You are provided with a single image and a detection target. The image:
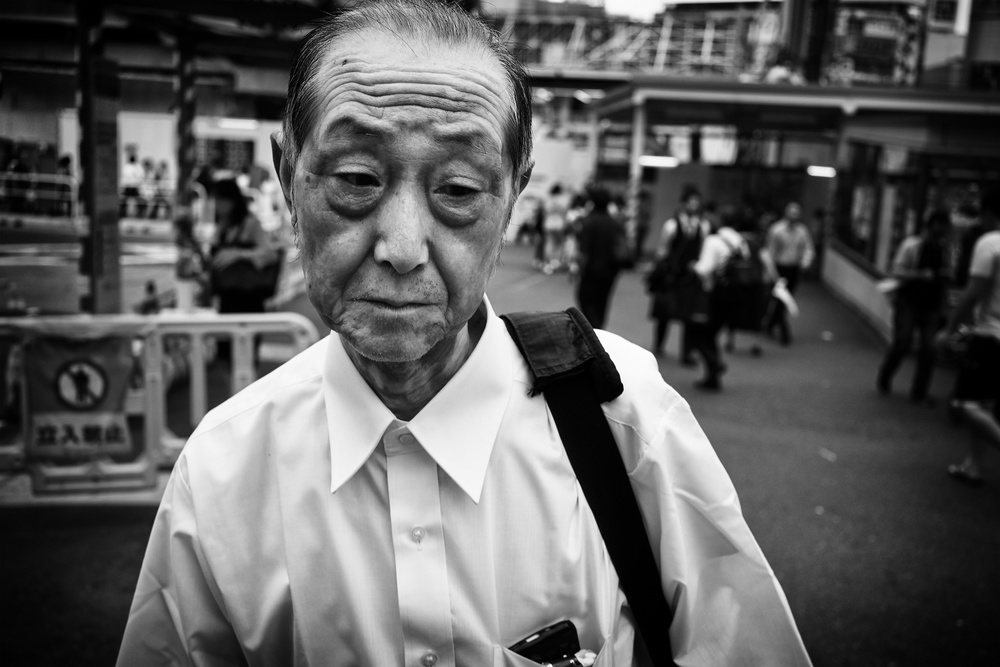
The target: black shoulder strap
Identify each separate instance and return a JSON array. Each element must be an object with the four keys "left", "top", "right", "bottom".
[{"left": 501, "top": 307, "right": 677, "bottom": 667}]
